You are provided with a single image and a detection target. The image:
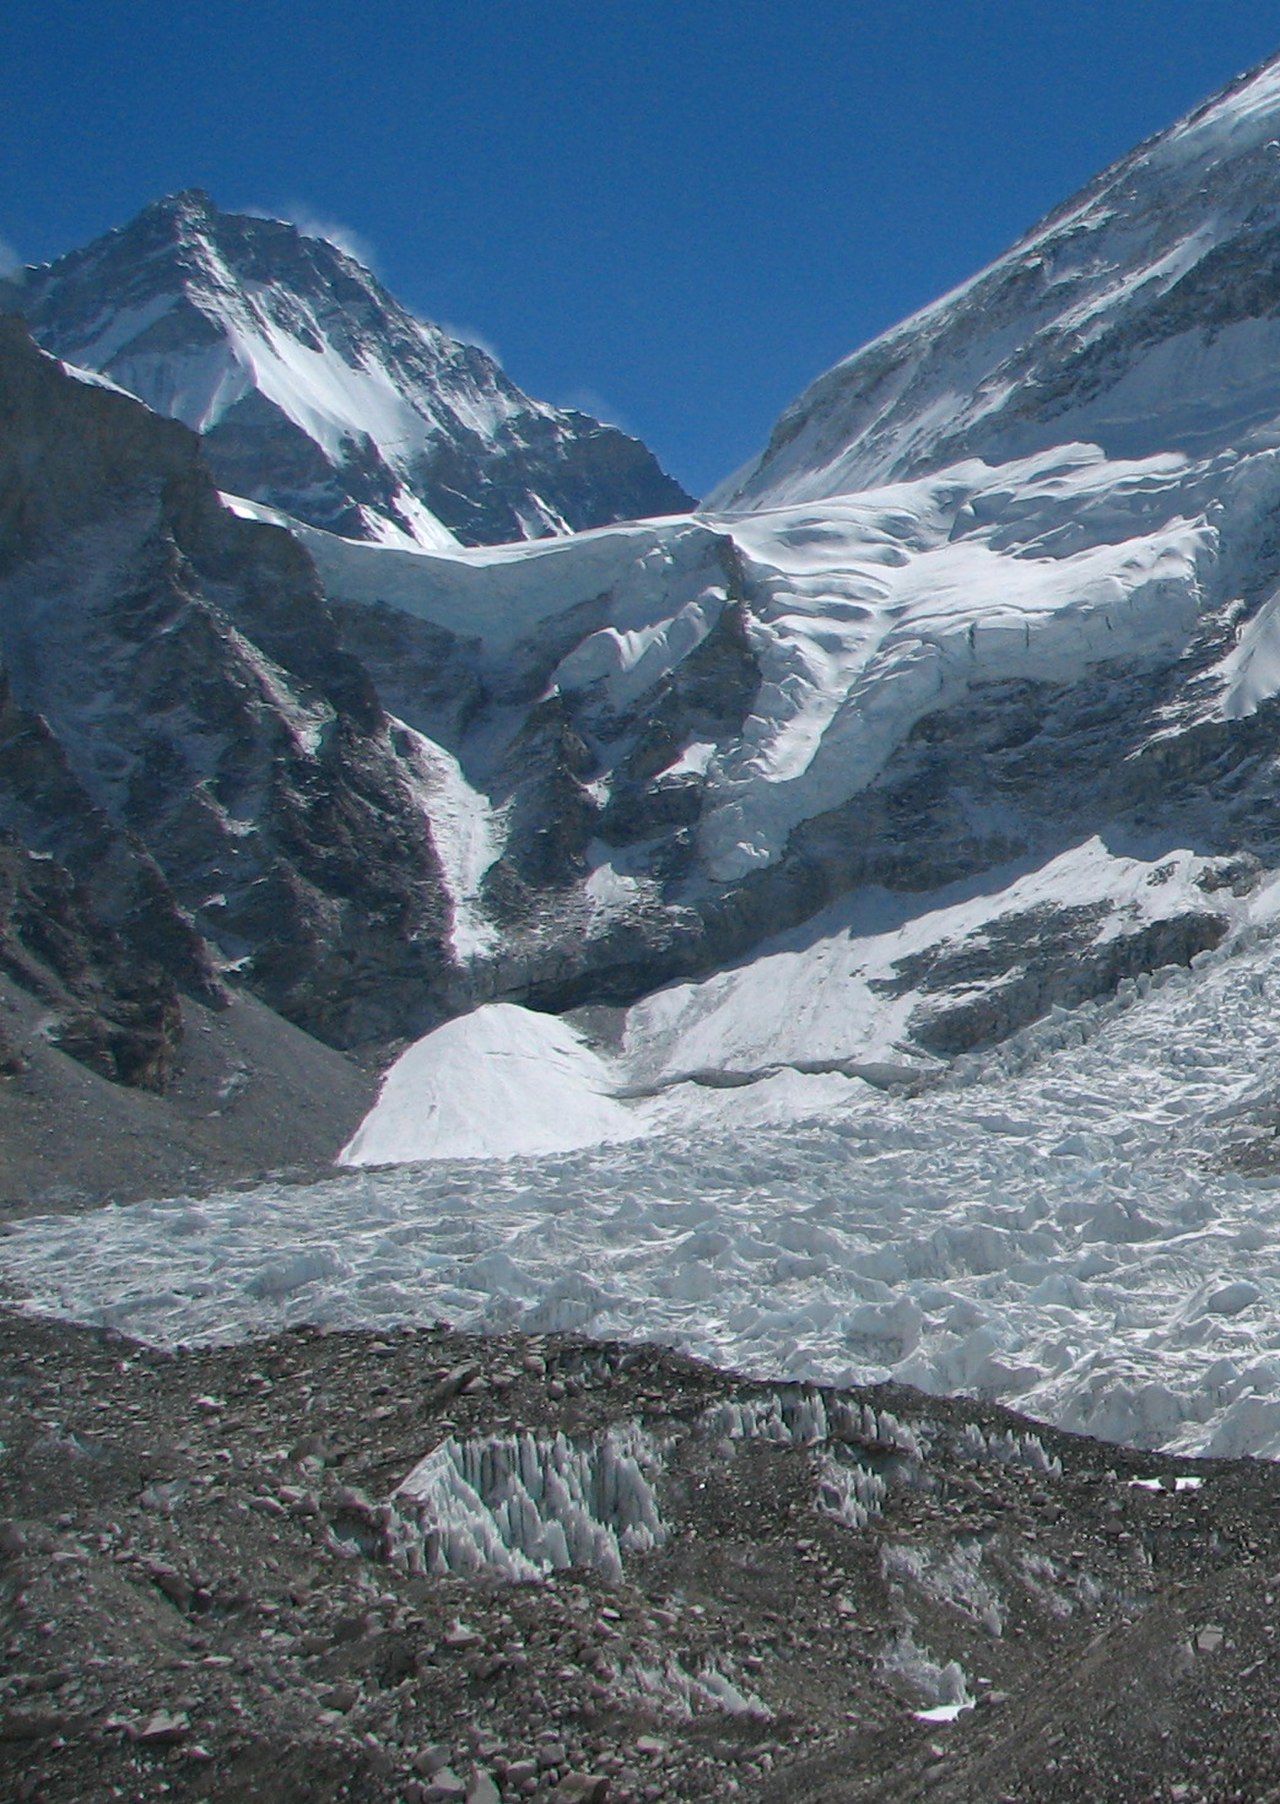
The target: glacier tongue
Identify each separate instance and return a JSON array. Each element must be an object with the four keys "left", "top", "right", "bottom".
[{"left": 10, "top": 877, "right": 1280, "bottom": 1458}]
